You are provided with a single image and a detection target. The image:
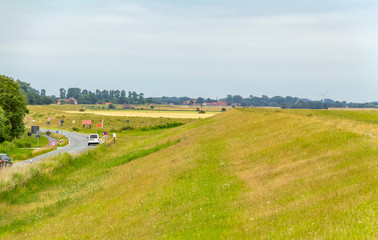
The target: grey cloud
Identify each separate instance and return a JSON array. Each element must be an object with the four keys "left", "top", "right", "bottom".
[{"left": 0, "top": 0, "right": 377, "bottom": 102}]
